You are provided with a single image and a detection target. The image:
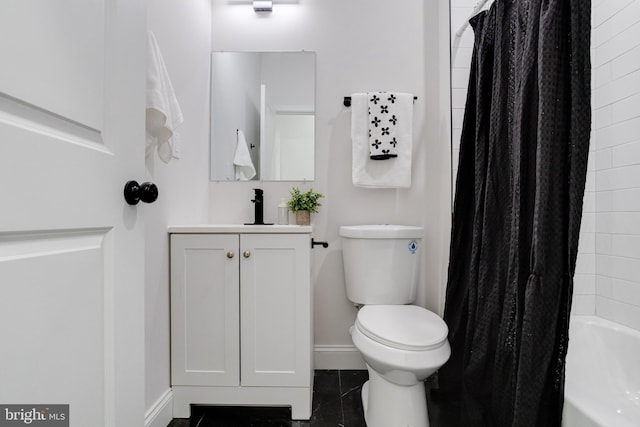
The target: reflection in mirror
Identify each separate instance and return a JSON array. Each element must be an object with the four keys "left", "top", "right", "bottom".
[{"left": 209, "top": 51, "right": 315, "bottom": 181}]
